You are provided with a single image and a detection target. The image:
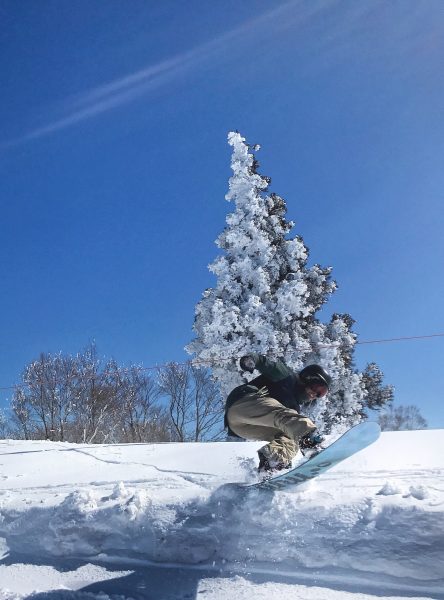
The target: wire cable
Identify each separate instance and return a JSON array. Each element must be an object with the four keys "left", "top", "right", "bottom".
[{"left": 0, "top": 332, "right": 443, "bottom": 393}]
